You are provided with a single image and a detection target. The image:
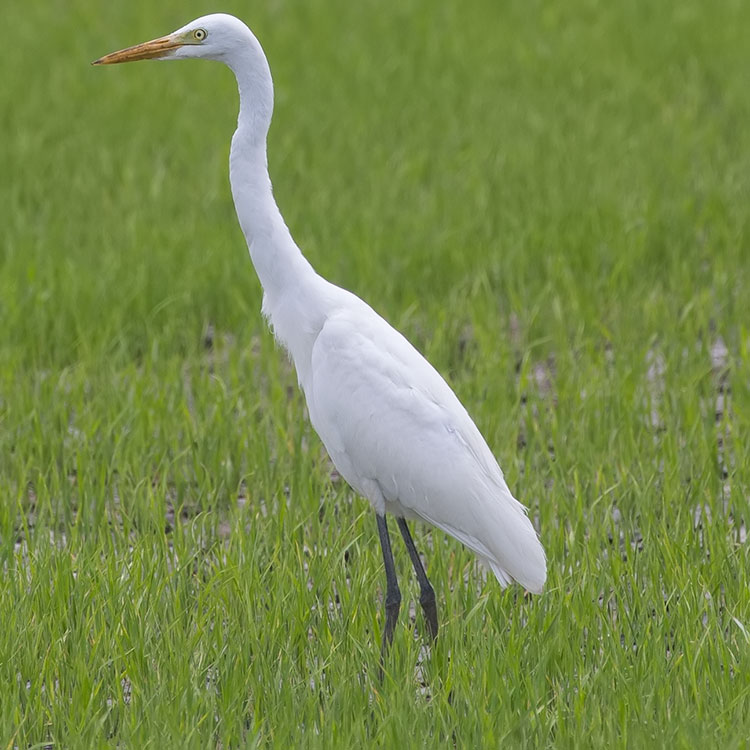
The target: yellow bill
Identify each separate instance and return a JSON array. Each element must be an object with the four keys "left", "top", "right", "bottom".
[{"left": 92, "top": 35, "right": 183, "bottom": 65}]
